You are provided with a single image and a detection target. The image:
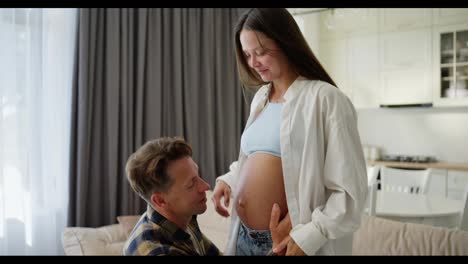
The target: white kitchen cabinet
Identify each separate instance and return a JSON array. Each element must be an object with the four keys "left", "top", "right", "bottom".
[
  {"left": 379, "top": 8, "right": 432, "bottom": 33},
  {"left": 319, "top": 35, "right": 380, "bottom": 109},
  {"left": 319, "top": 8, "right": 378, "bottom": 41},
  {"left": 316, "top": 8, "right": 468, "bottom": 108},
  {"left": 348, "top": 35, "right": 380, "bottom": 108},
  {"left": 379, "top": 28, "right": 433, "bottom": 106},
  {"left": 447, "top": 171, "right": 468, "bottom": 200},
  {"left": 319, "top": 9, "right": 346, "bottom": 40},
  {"left": 294, "top": 12, "right": 321, "bottom": 57},
  {"left": 427, "top": 169, "right": 447, "bottom": 197},
  {"left": 428, "top": 169, "right": 468, "bottom": 199},
  {"left": 319, "top": 39, "right": 351, "bottom": 98},
  {"left": 433, "top": 8, "right": 468, "bottom": 26},
  {"left": 432, "top": 23, "right": 468, "bottom": 107}
]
